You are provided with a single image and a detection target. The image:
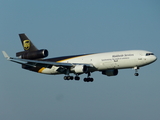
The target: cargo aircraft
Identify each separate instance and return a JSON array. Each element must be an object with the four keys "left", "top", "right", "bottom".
[{"left": 2, "top": 34, "right": 157, "bottom": 82}]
